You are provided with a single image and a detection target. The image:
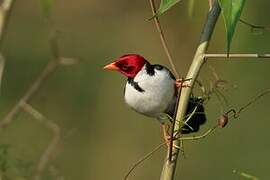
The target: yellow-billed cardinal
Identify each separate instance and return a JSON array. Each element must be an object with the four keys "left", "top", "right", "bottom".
[{"left": 104, "top": 54, "right": 206, "bottom": 135}]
